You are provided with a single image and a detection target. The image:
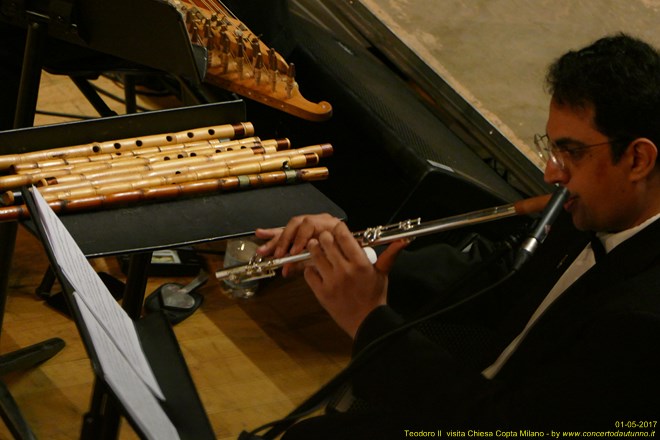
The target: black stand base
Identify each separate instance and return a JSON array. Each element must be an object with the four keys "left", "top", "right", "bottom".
[
  {"left": 0, "top": 338, "right": 66, "bottom": 440},
  {"left": 0, "top": 338, "right": 65, "bottom": 376},
  {"left": 143, "top": 283, "right": 204, "bottom": 325}
]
